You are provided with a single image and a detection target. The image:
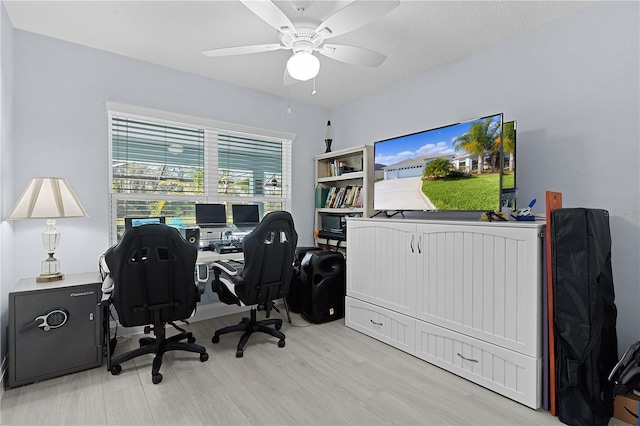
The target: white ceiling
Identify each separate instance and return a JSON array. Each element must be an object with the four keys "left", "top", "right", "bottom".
[{"left": 4, "top": 0, "right": 595, "bottom": 109}]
